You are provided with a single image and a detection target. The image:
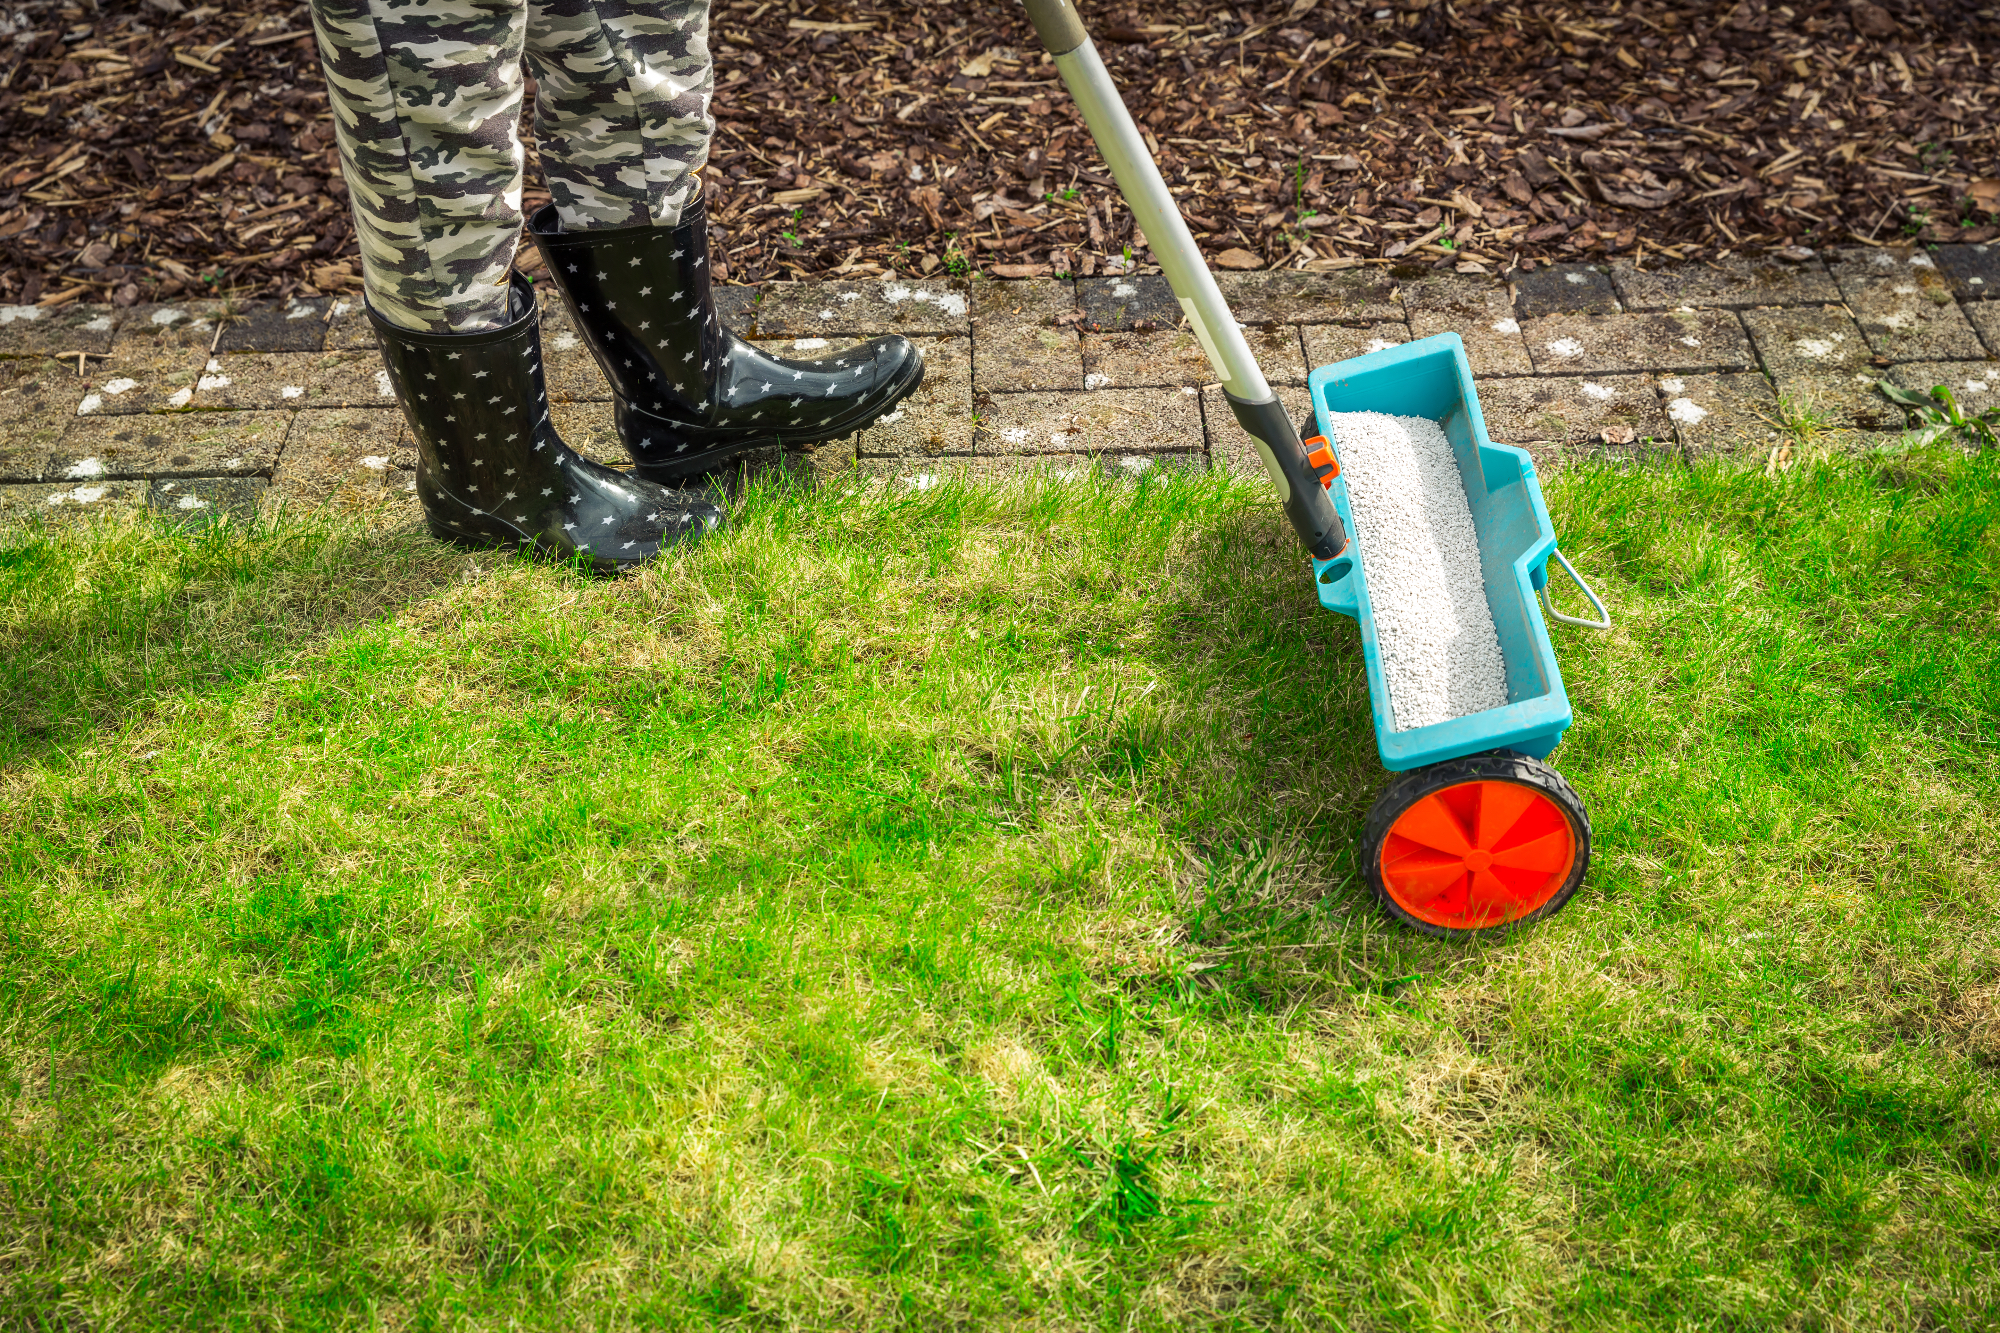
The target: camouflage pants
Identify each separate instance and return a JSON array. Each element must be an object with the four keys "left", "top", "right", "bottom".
[{"left": 309, "top": 0, "right": 713, "bottom": 333}]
